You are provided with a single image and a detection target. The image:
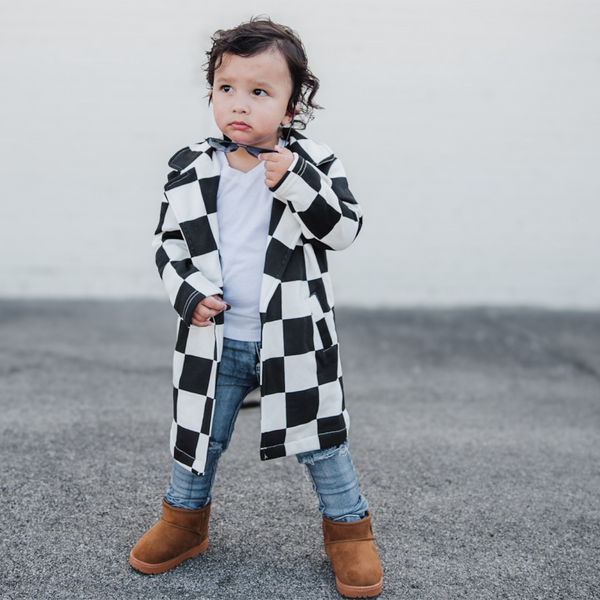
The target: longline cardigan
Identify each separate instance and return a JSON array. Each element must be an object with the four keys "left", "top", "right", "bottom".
[{"left": 152, "top": 130, "right": 363, "bottom": 475}]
